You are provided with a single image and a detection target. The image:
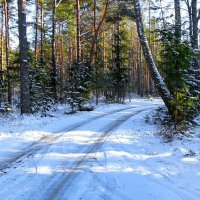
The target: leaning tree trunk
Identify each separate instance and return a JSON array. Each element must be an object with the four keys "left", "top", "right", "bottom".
[
  {"left": 133, "top": 0, "right": 174, "bottom": 114},
  {"left": 18, "top": 0, "right": 31, "bottom": 114}
]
